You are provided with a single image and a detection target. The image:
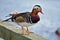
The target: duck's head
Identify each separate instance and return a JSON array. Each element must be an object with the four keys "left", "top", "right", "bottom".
[{"left": 32, "top": 5, "right": 43, "bottom": 14}]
